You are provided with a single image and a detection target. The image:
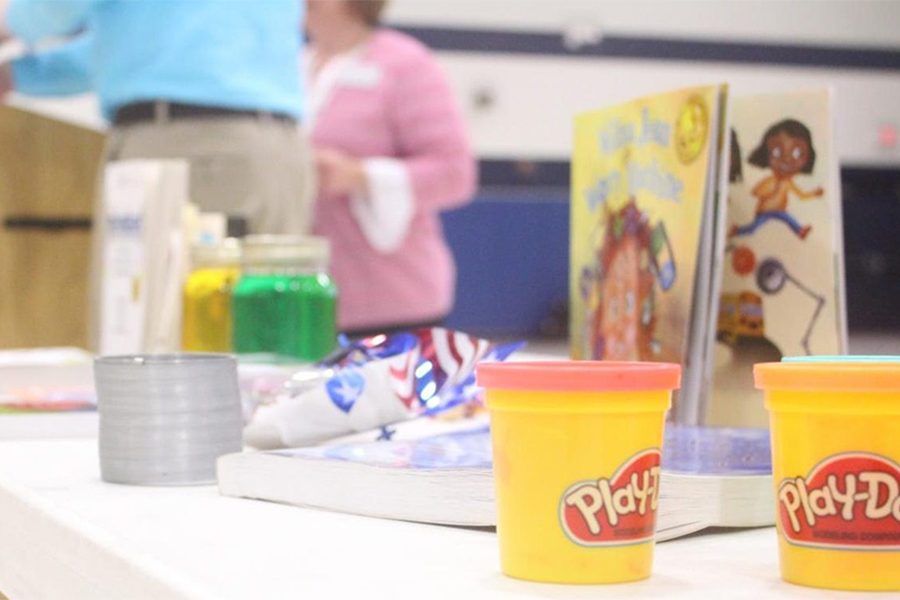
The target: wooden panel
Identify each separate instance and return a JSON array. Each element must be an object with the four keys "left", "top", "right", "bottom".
[
  {"left": 0, "top": 231, "right": 91, "bottom": 347},
  {"left": 0, "top": 105, "right": 105, "bottom": 349}
]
